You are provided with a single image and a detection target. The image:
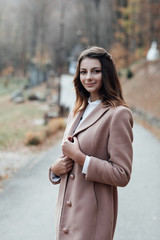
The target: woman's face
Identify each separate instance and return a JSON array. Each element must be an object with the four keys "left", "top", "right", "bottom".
[{"left": 80, "top": 58, "right": 102, "bottom": 101}]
